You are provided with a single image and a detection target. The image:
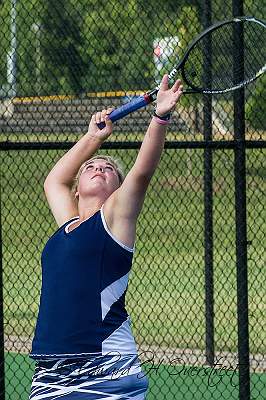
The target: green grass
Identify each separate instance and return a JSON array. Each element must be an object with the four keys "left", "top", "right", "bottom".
[
  {"left": 1, "top": 146, "right": 265, "bottom": 356},
  {"left": 5, "top": 352, "right": 266, "bottom": 400}
]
